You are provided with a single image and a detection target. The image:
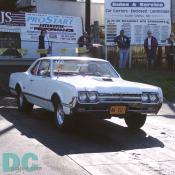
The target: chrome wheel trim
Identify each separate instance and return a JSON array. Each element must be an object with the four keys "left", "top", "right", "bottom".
[
  {"left": 19, "top": 93, "right": 23, "bottom": 107},
  {"left": 56, "top": 105, "right": 64, "bottom": 126}
]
